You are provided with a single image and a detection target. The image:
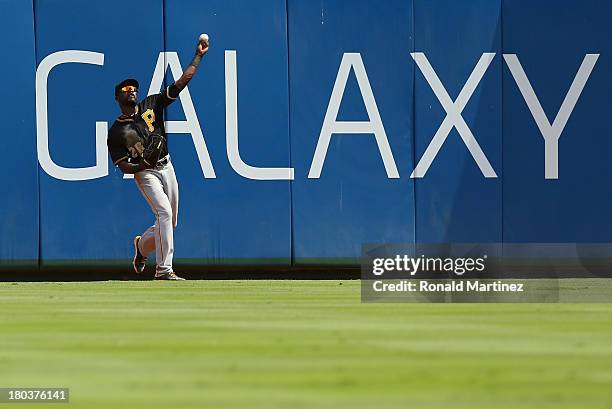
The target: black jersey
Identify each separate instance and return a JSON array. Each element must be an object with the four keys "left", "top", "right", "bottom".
[{"left": 107, "top": 84, "right": 180, "bottom": 166}]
